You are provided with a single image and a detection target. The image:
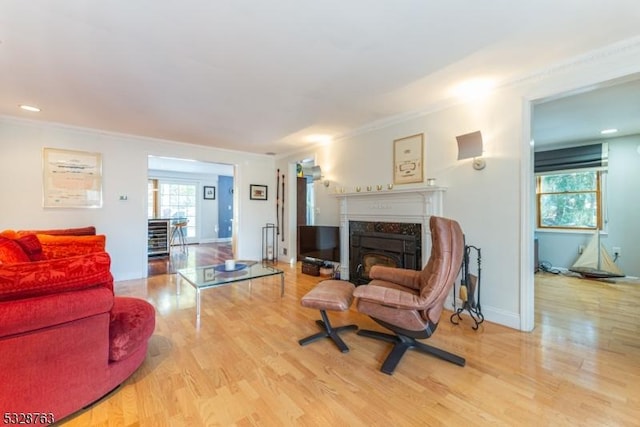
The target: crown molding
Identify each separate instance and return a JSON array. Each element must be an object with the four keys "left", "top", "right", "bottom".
[
  {"left": 328, "top": 36, "right": 640, "bottom": 144},
  {"left": 504, "top": 35, "right": 640, "bottom": 89}
]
